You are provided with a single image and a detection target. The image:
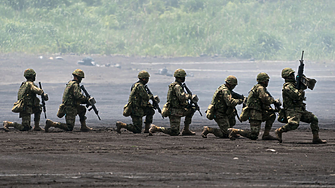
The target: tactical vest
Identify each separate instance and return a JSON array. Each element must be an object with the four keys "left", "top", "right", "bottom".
[
  {"left": 282, "top": 81, "right": 305, "bottom": 109},
  {"left": 17, "top": 81, "right": 36, "bottom": 106},
  {"left": 62, "top": 80, "right": 80, "bottom": 106},
  {"left": 211, "top": 84, "right": 229, "bottom": 113},
  {"left": 167, "top": 82, "right": 187, "bottom": 109},
  {"left": 129, "top": 82, "right": 149, "bottom": 107},
  {"left": 246, "top": 84, "right": 263, "bottom": 111}
]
